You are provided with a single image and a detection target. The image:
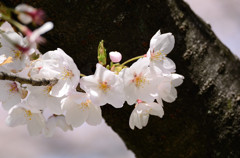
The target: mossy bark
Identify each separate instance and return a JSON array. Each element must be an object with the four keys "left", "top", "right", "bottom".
[{"left": 3, "top": 0, "right": 240, "bottom": 157}]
